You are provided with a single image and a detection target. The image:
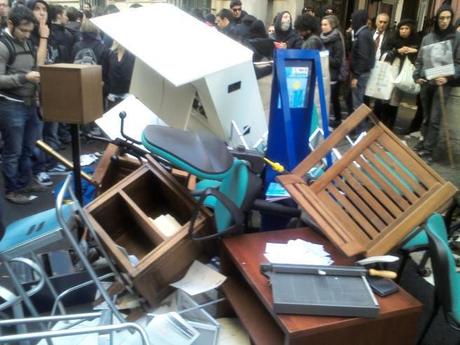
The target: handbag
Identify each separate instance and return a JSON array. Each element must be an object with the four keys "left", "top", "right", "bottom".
[
  {"left": 365, "top": 61, "right": 399, "bottom": 100},
  {"left": 393, "top": 58, "right": 421, "bottom": 95}
]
